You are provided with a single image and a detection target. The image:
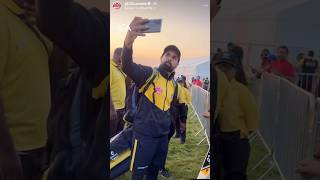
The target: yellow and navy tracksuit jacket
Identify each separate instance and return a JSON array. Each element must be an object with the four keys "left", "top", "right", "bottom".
[{"left": 122, "top": 47, "right": 177, "bottom": 137}]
